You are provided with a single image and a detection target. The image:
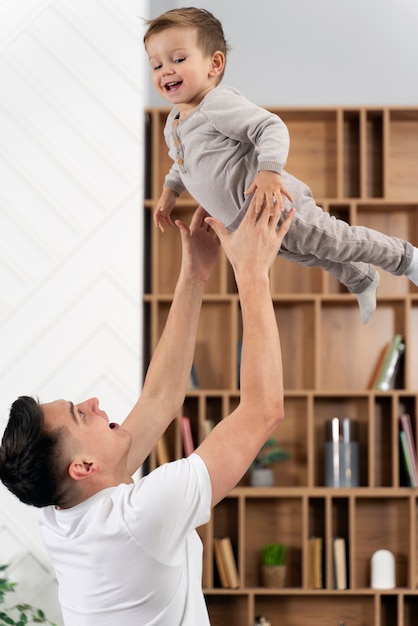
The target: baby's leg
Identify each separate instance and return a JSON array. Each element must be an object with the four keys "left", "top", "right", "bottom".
[
  {"left": 279, "top": 170, "right": 414, "bottom": 289},
  {"left": 277, "top": 170, "right": 417, "bottom": 323}
]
